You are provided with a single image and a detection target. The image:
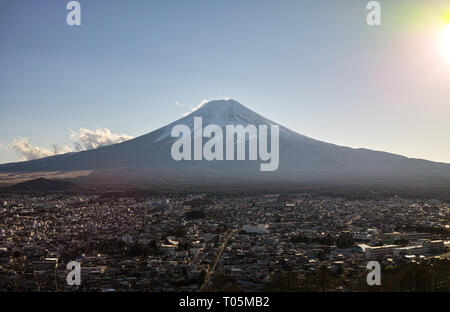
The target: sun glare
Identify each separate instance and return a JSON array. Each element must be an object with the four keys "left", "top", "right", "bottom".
[{"left": 442, "top": 24, "right": 450, "bottom": 62}]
